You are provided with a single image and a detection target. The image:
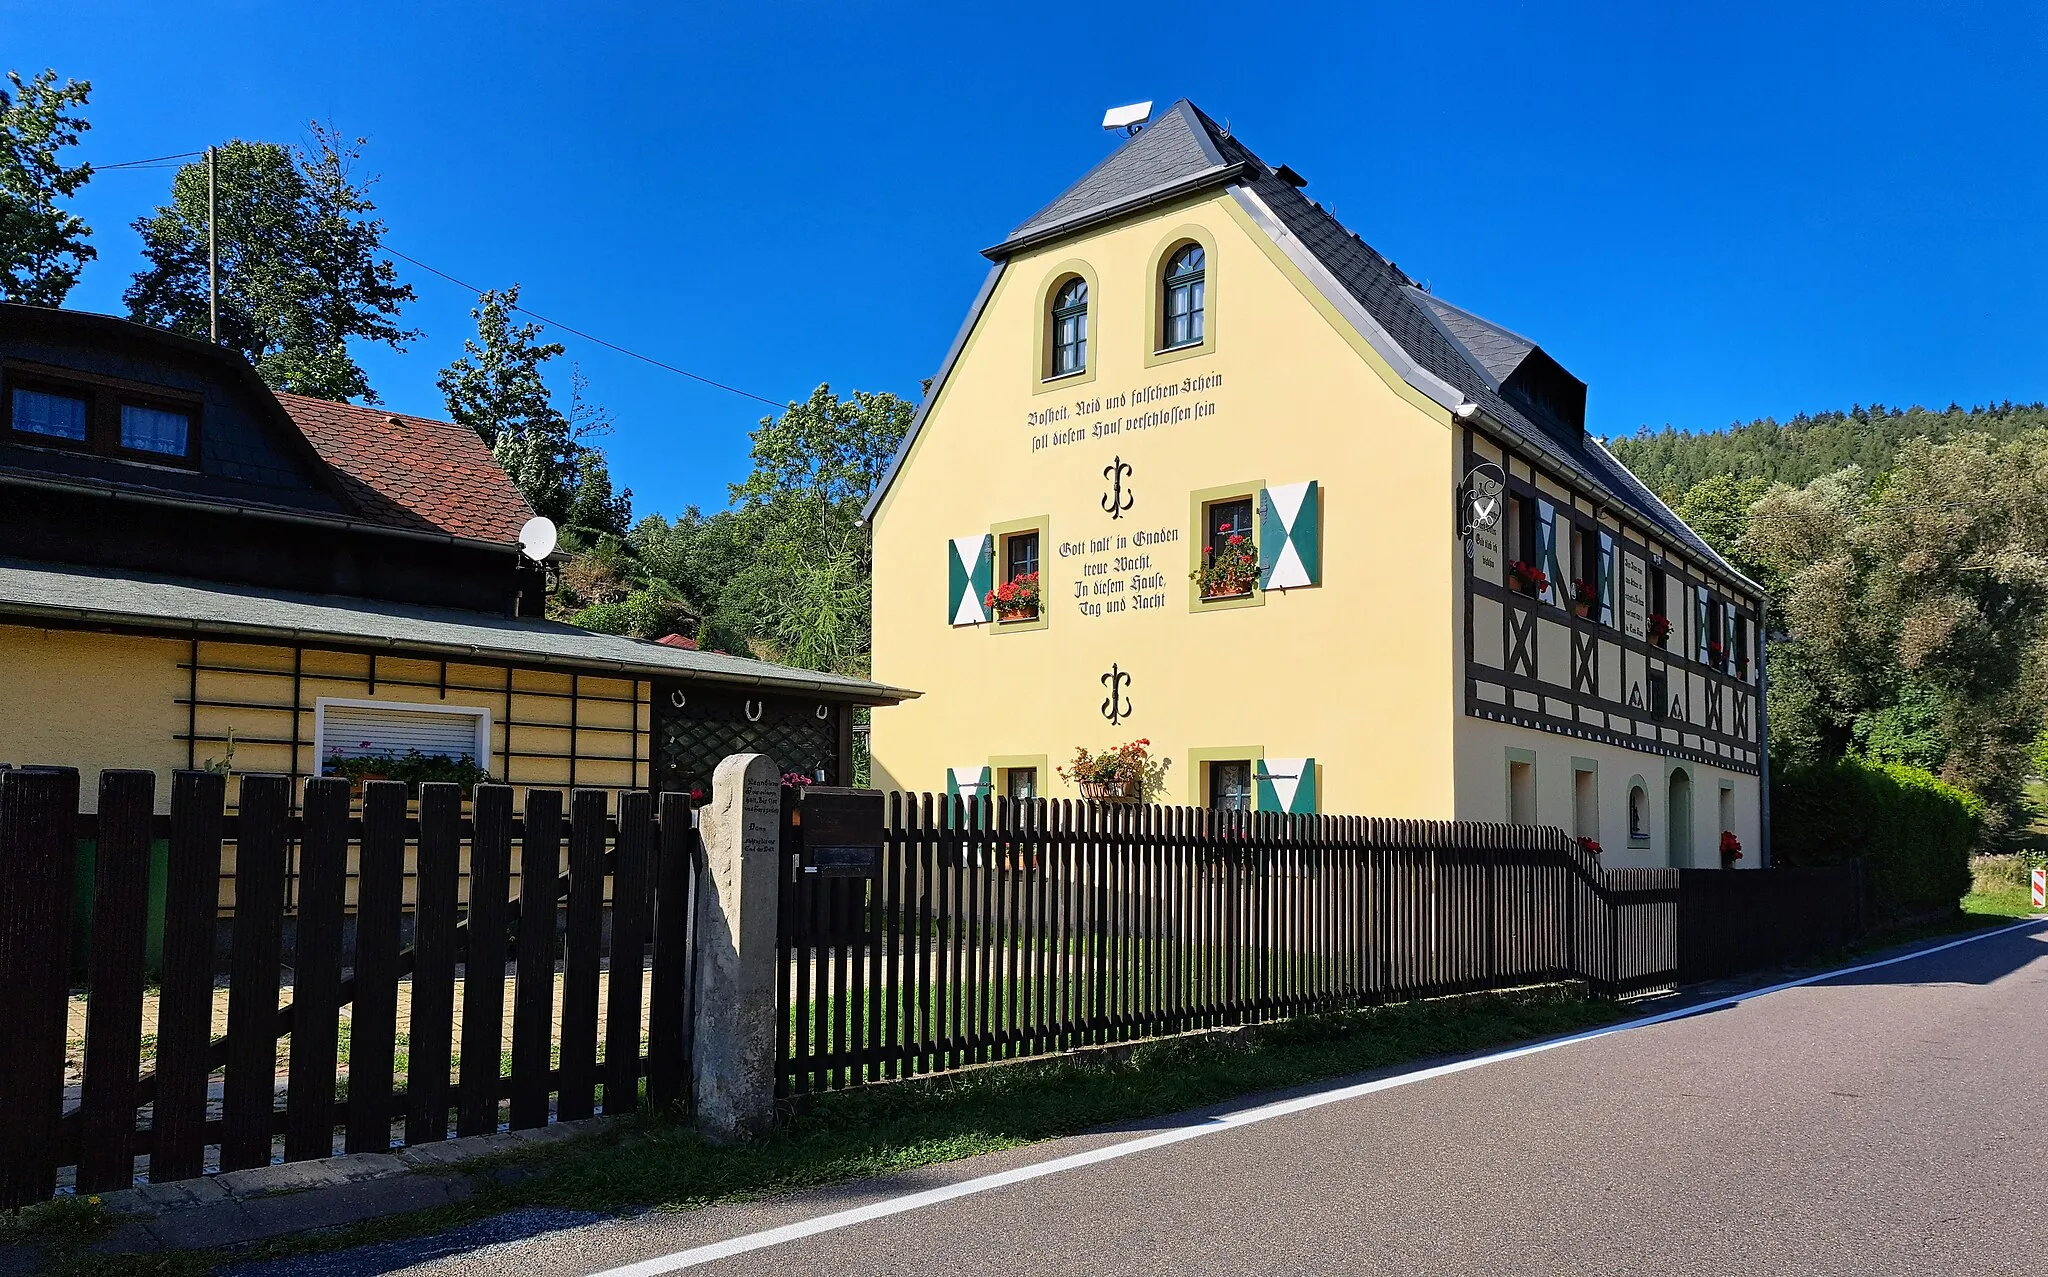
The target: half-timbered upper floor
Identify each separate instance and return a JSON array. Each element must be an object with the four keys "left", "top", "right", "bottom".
[{"left": 1462, "top": 419, "right": 1763, "bottom": 776}]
